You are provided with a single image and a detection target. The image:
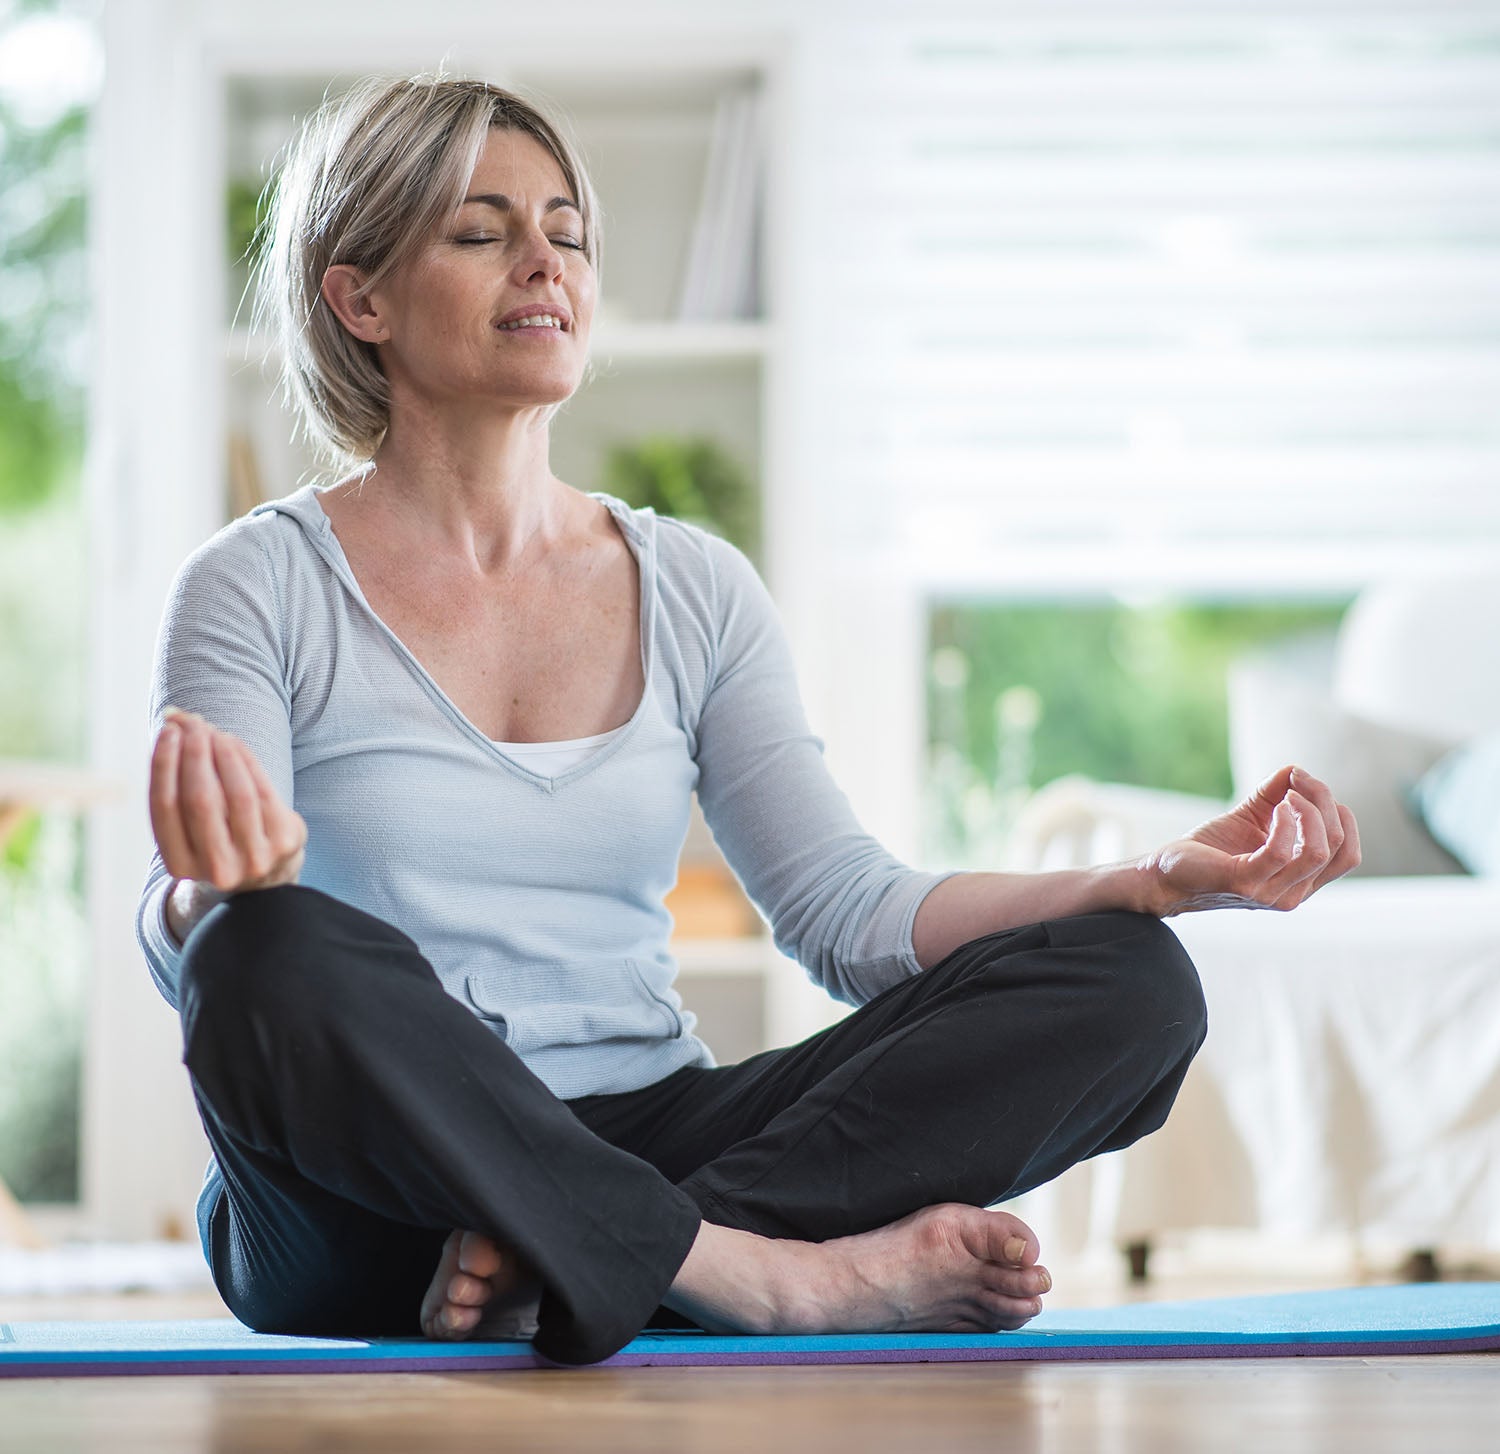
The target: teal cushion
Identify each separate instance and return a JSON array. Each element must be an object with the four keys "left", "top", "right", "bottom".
[{"left": 1411, "top": 733, "right": 1500, "bottom": 875}]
